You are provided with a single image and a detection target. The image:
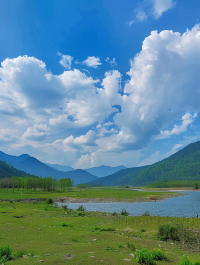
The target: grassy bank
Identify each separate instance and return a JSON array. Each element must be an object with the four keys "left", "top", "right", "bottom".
[
  {"left": 0, "top": 187, "right": 182, "bottom": 202},
  {"left": 0, "top": 199, "right": 200, "bottom": 264}
]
